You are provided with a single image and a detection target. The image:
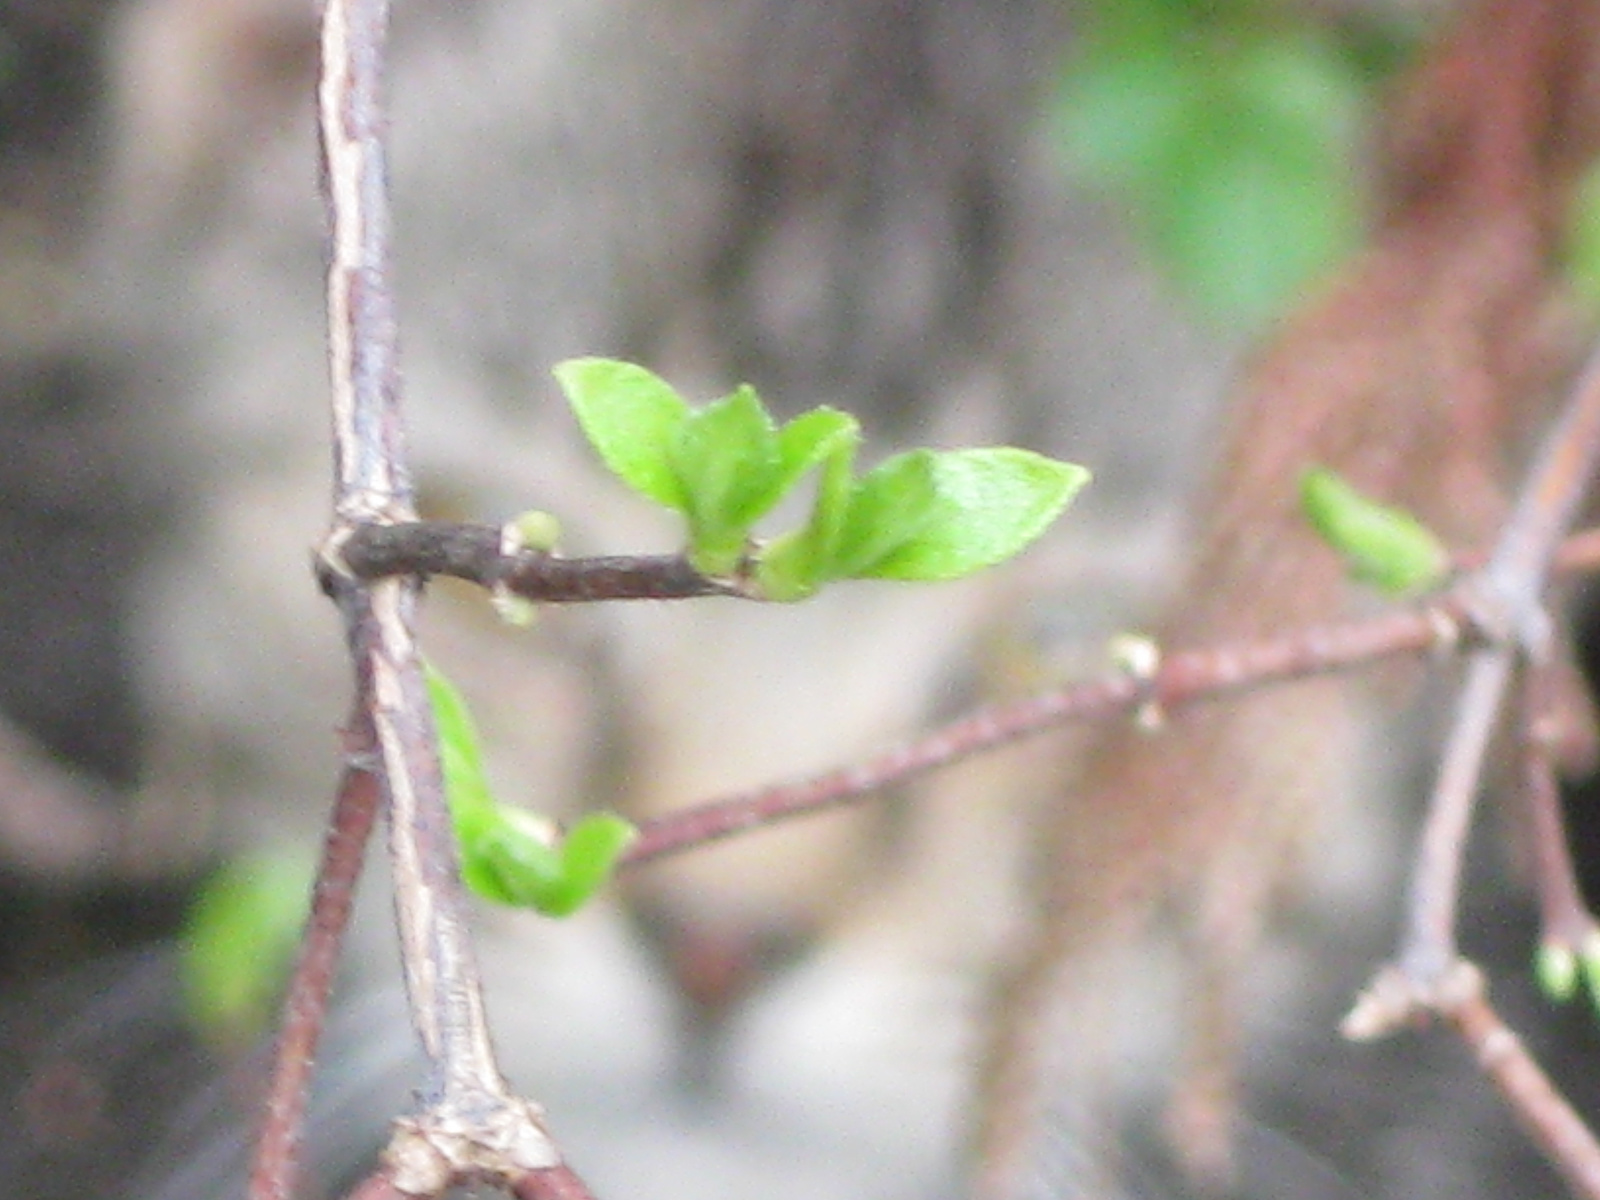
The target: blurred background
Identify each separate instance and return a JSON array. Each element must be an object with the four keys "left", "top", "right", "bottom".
[{"left": 0, "top": 1, "right": 1598, "bottom": 1198}]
